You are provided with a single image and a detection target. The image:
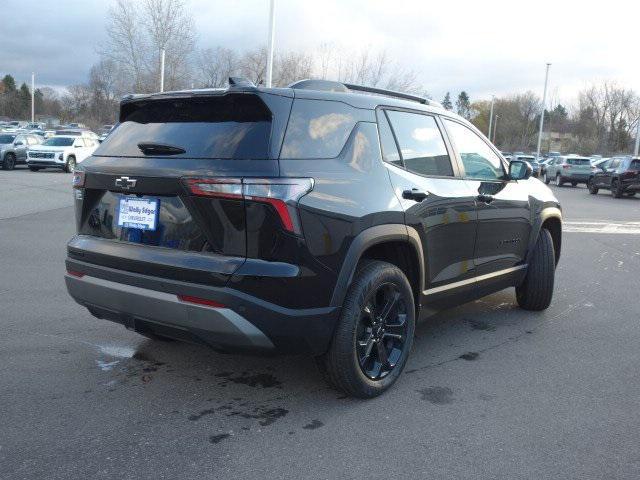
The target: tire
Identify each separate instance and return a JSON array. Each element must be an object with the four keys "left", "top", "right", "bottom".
[
  {"left": 571, "top": 181, "right": 577, "bottom": 187},
  {"left": 516, "top": 228, "right": 555, "bottom": 311},
  {"left": 555, "top": 174, "right": 563, "bottom": 187},
  {"left": 316, "top": 260, "right": 415, "bottom": 398},
  {"left": 28, "top": 166, "right": 41, "bottom": 172},
  {"left": 626, "top": 192, "right": 637, "bottom": 197},
  {"left": 587, "top": 177, "right": 599, "bottom": 194},
  {"left": 543, "top": 172, "right": 550, "bottom": 184},
  {"left": 2, "top": 153, "right": 16, "bottom": 170},
  {"left": 64, "top": 156, "right": 76, "bottom": 173},
  {"left": 611, "top": 179, "right": 624, "bottom": 198}
]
